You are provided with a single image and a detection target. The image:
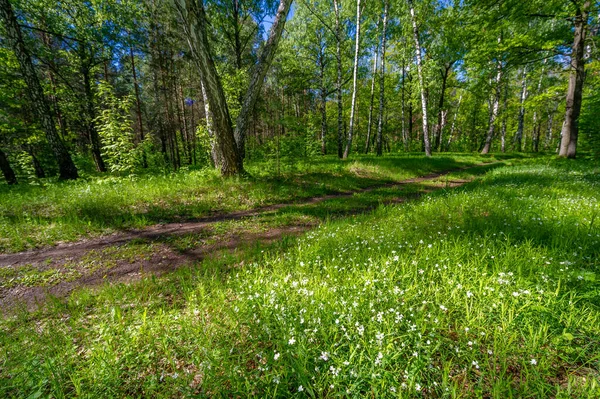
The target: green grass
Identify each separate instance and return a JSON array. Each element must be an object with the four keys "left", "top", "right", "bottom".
[
  {"left": 0, "top": 153, "right": 502, "bottom": 253},
  {"left": 1, "top": 156, "right": 598, "bottom": 398}
]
